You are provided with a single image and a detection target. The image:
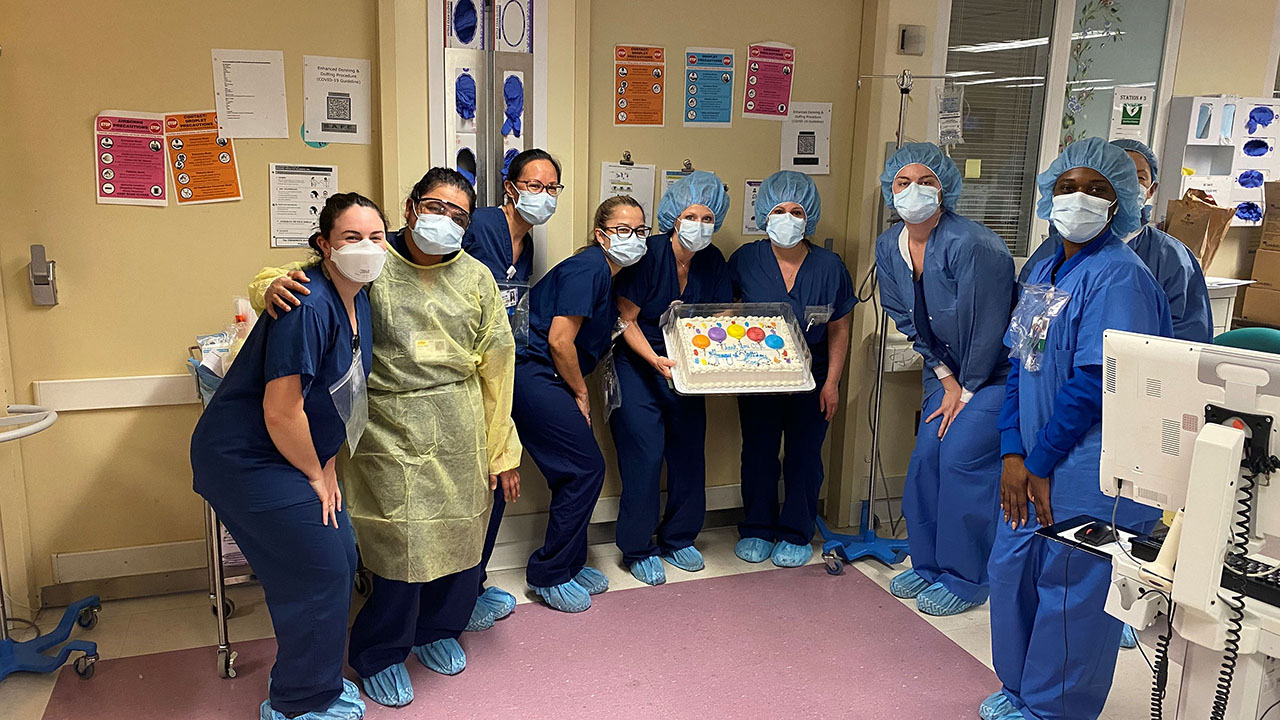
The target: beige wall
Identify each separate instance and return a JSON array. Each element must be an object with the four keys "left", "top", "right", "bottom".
[{"left": 0, "top": 0, "right": 381, "bottom": 597}]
